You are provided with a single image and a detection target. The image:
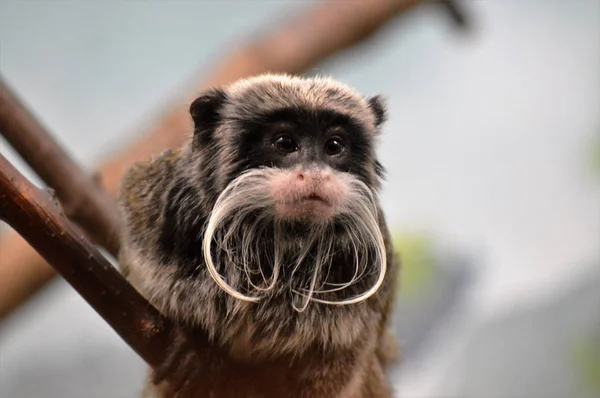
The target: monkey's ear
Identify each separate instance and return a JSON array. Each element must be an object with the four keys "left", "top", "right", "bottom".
[
  {"left": 367, "top": 95, "right": 387, "bottom": 128},
  {"left": 190, "top": 89, "right": 227, "bottom": 144}
]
